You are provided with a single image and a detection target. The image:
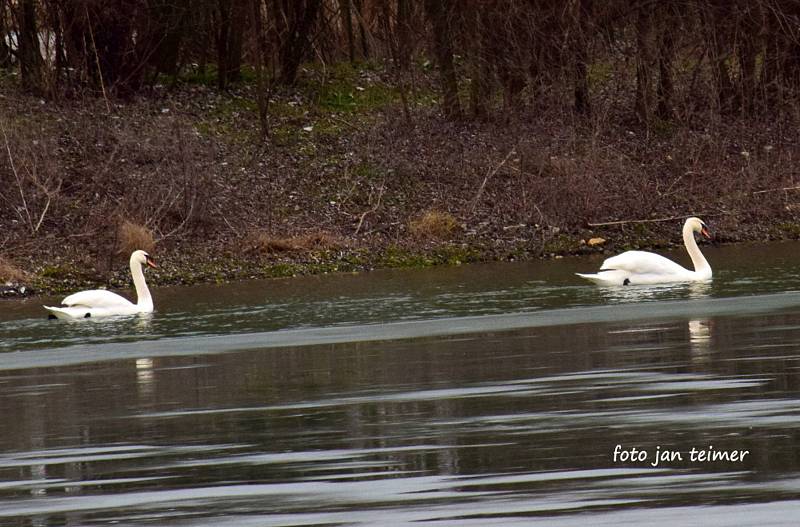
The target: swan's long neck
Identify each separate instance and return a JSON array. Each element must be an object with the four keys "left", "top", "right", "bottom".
[
  {"left": 130, "top": 256, "right": 153, "bottom": 311},
  {"left": 683, "top": 223, "right": 711, "bottom": 278}
]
